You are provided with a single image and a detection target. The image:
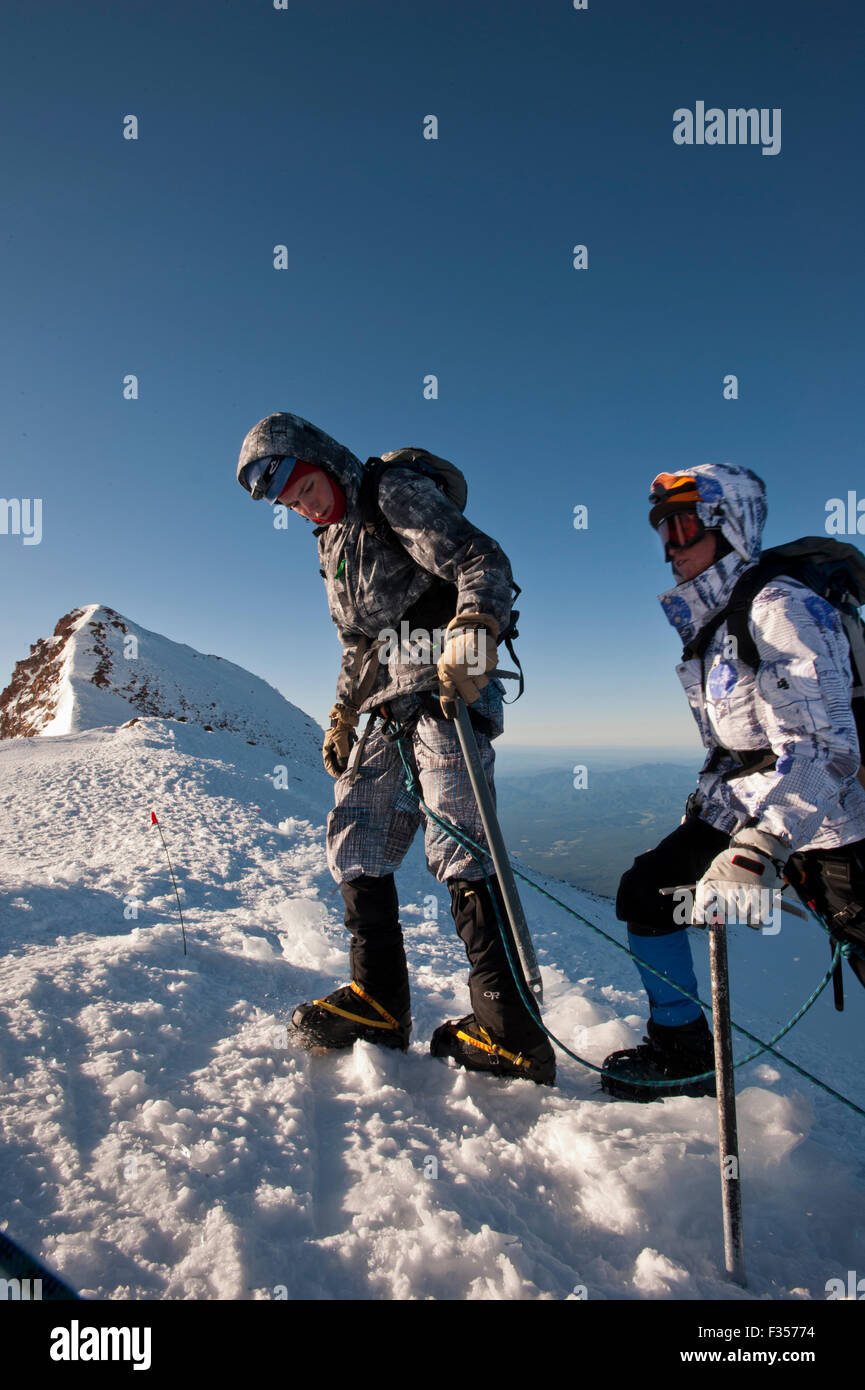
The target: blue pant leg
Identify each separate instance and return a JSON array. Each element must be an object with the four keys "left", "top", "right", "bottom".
[
  {"left": 617, "top": 816, "right": 725, "bottom": 1026},
  {"left": 627, "top": 928, "right": 703, "bottom": 1027}
]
